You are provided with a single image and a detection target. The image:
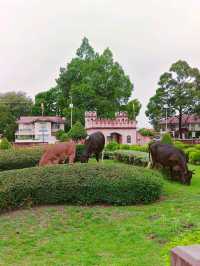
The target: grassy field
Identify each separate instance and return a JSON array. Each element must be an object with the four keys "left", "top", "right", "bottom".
[{"left": 0, "top": 161, "right": 199, "bottom": 266}]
